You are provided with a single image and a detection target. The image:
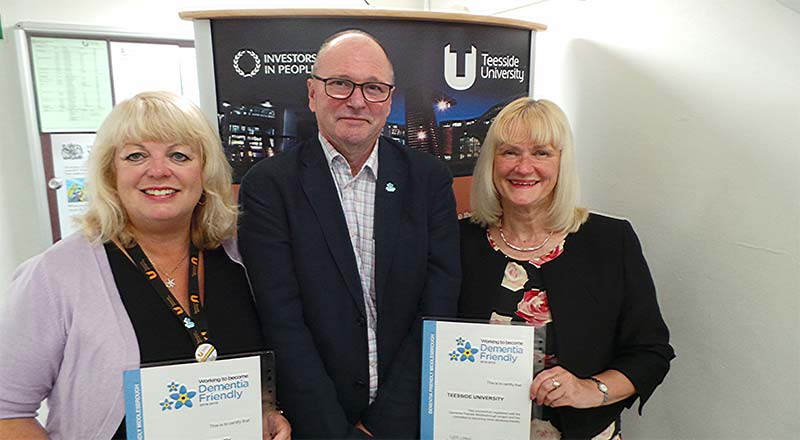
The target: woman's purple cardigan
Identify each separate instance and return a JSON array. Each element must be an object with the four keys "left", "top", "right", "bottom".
[{"left": 0, "top": 233, "right": 242, "bottom": 439}]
